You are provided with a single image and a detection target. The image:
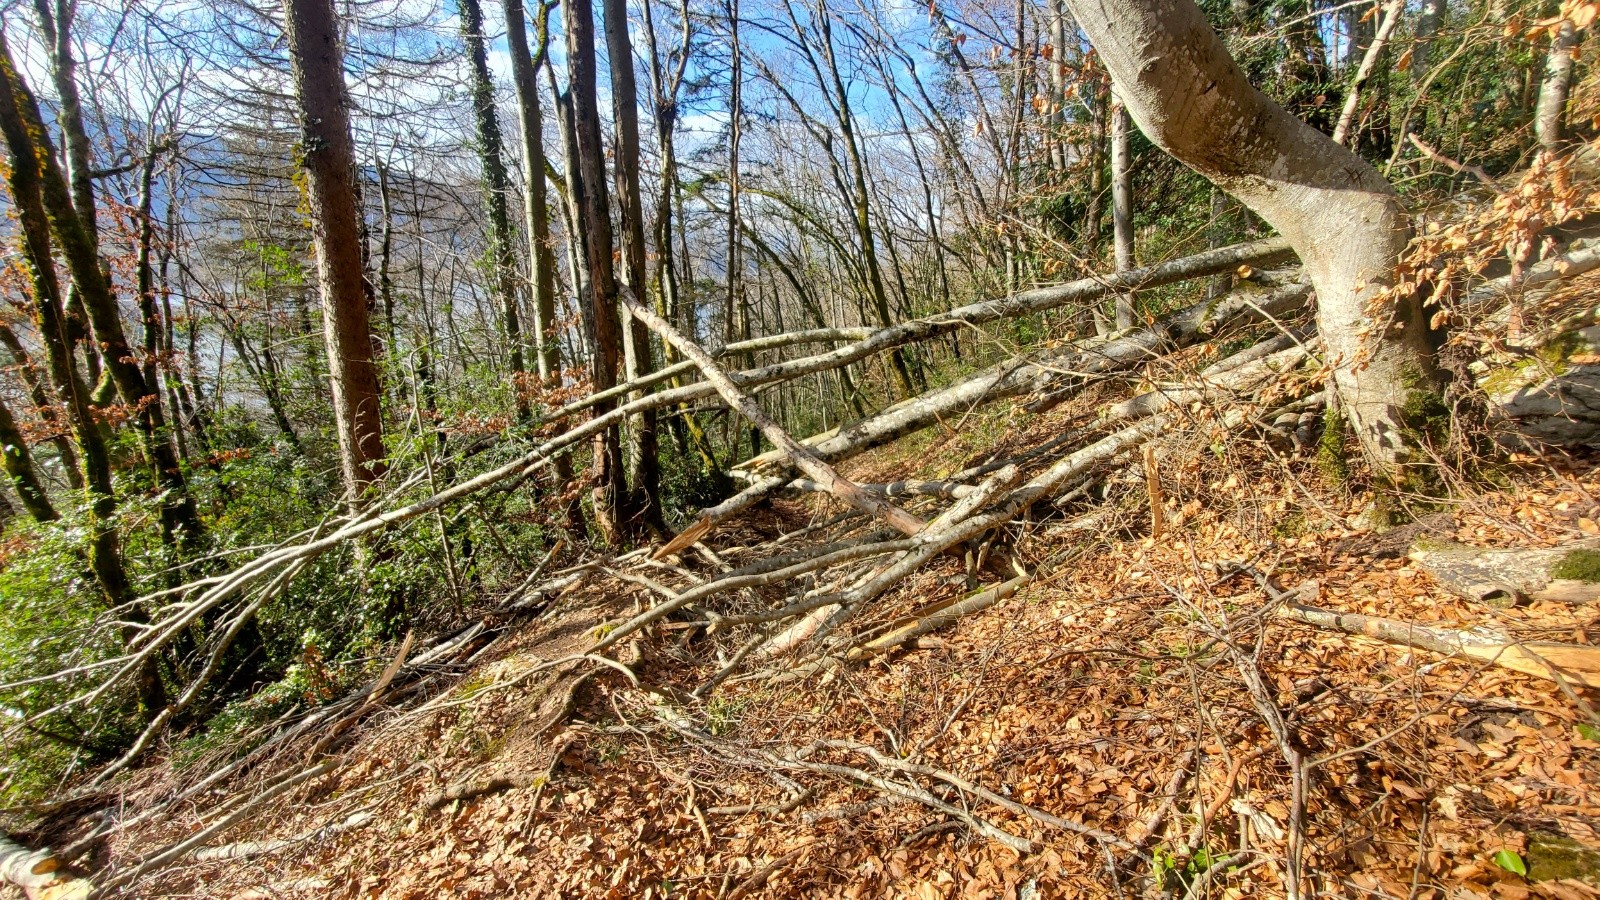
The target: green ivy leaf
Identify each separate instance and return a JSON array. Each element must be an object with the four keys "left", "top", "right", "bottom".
[
  {"left": 1492, "top": 849, "right": 1528, "bottom": 877},
  {"left": 1577, "top": 723, "right": 1600, "bottom": 742}
]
